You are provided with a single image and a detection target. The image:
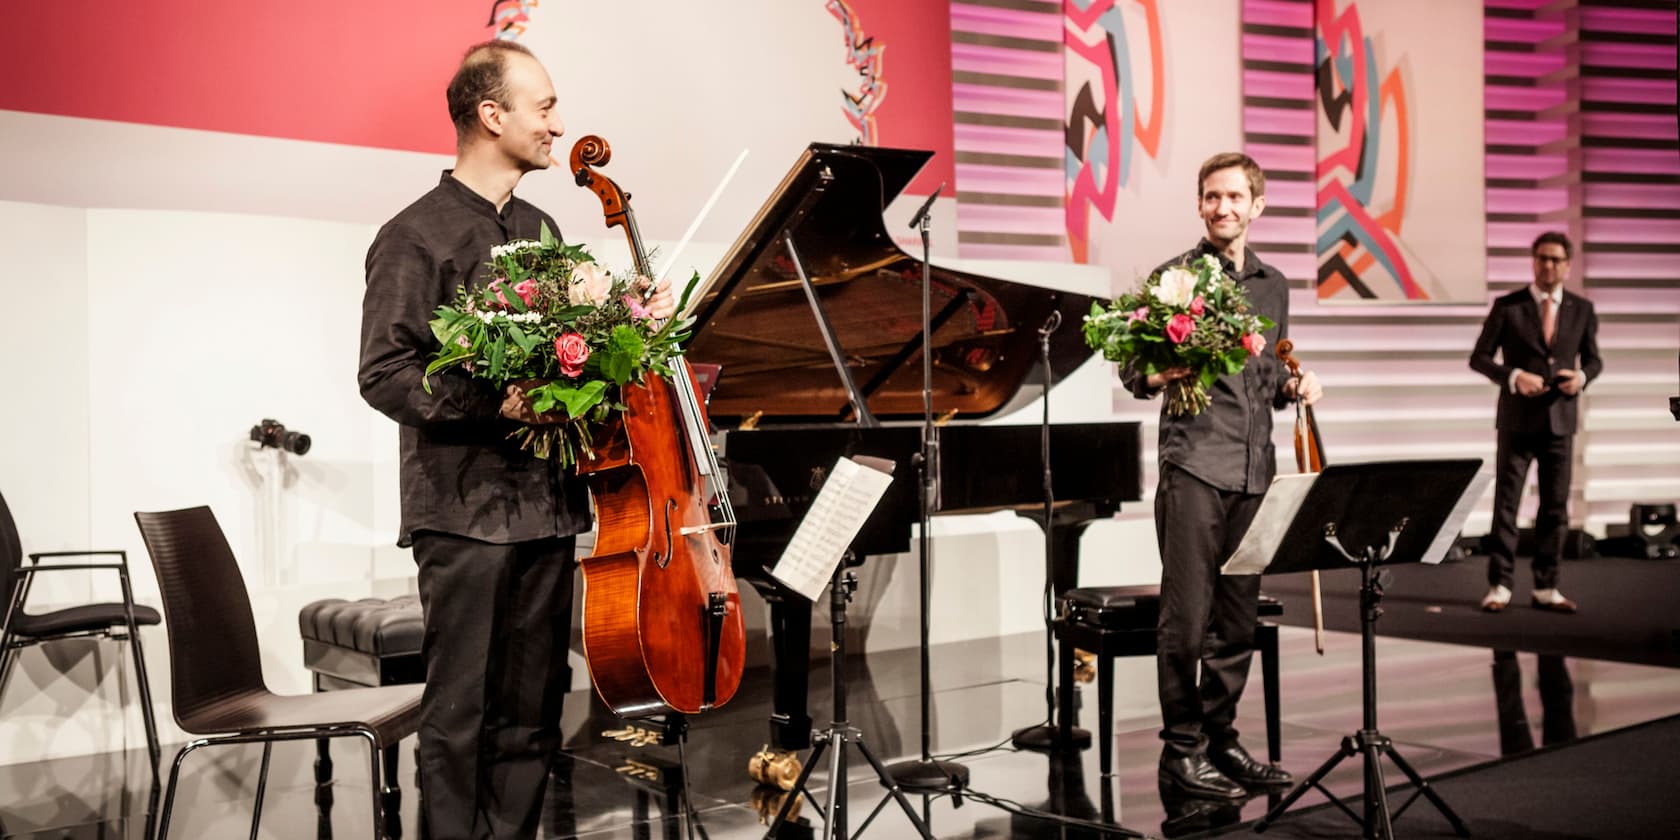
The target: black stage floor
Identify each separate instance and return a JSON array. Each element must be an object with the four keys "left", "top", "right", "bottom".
[
  {"left": 1260, "top": 553, "right": 1680, "bottom": 667},
  {"left": 3, "top": 554, "right": 1679, "bottom": 839}
]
